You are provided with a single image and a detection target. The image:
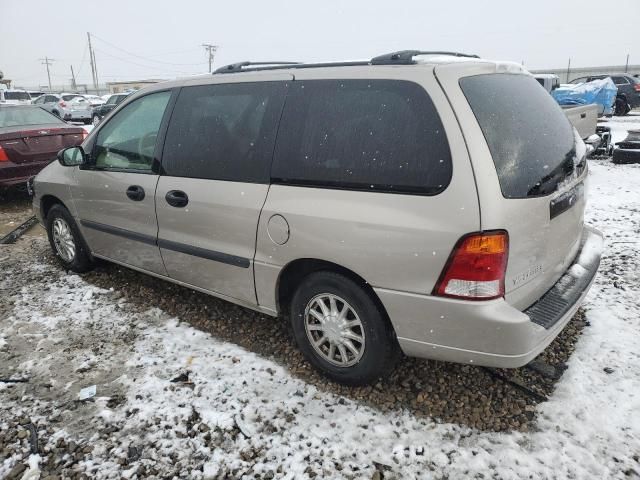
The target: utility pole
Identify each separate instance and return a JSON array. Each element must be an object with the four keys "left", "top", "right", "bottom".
[
  {"left": 625, "top": 54, "right": 629, "bottom": 73},
  {"left": 39, "top": 57, "right": 54, "bottom": 91},
  {"left": 87, "top": 32, "right": 98, "bottom": 91},
  {"left": 566, "top": 57, "right": 571, "bottom": 83},
  {"left": 93, "top": 49, "right": 100, "bottom": 94},
  {"left": 70, "top": 65, "right": 77, "bottom": 90},
  {"left": 202, "top": 44, "right": 218, "bottom": 73}
]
